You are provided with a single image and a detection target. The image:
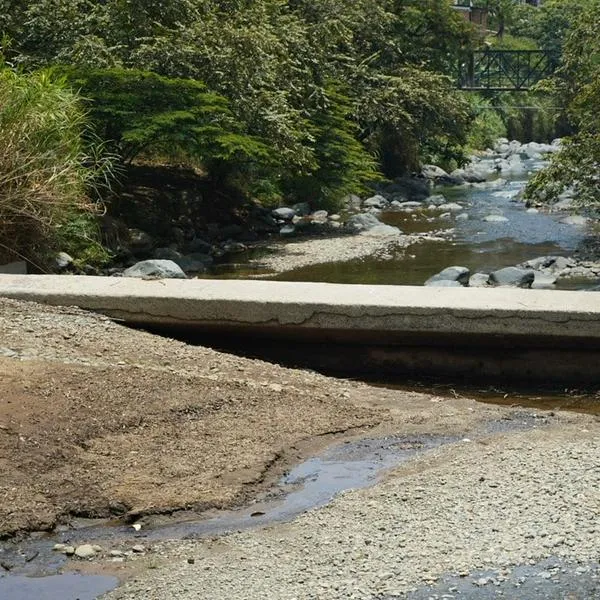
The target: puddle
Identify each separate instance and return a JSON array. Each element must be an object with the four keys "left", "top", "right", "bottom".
[{"left": 0, "top": 574, "right": 118, "bottom": 600}]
